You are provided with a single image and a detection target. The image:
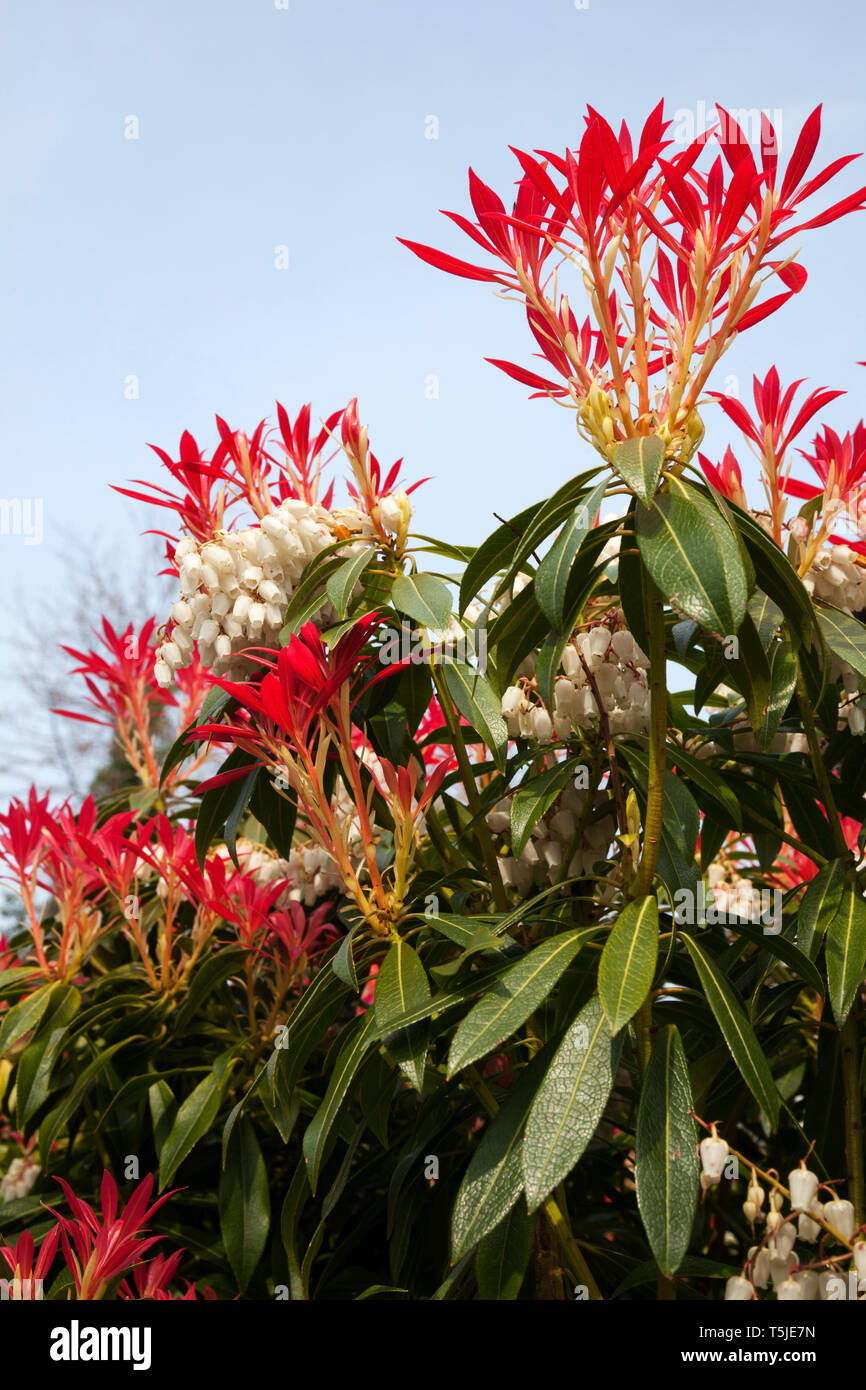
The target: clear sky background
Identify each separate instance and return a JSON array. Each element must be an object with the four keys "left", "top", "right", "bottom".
[{"left": 1, "top": 0, "right": 865, "bottom": 799}]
